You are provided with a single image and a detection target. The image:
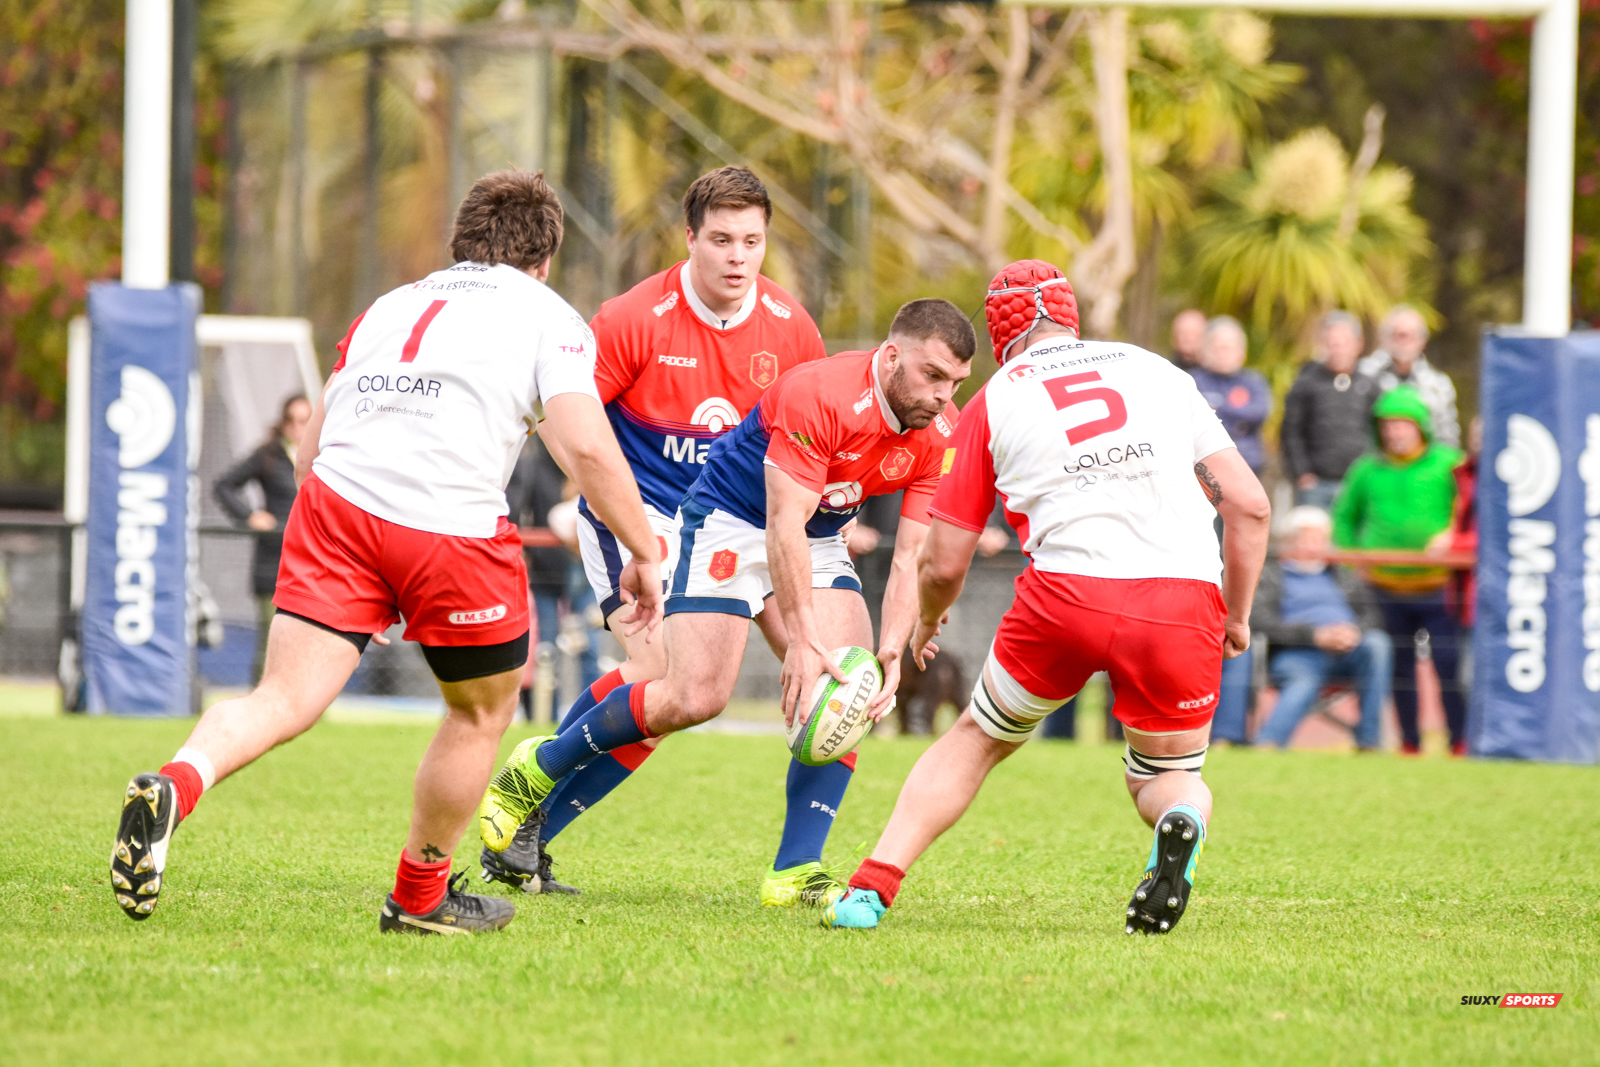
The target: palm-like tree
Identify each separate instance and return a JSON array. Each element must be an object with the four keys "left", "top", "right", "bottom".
[{"left": 1187, "top": 124, "right": 1431, "bottom": 380}]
